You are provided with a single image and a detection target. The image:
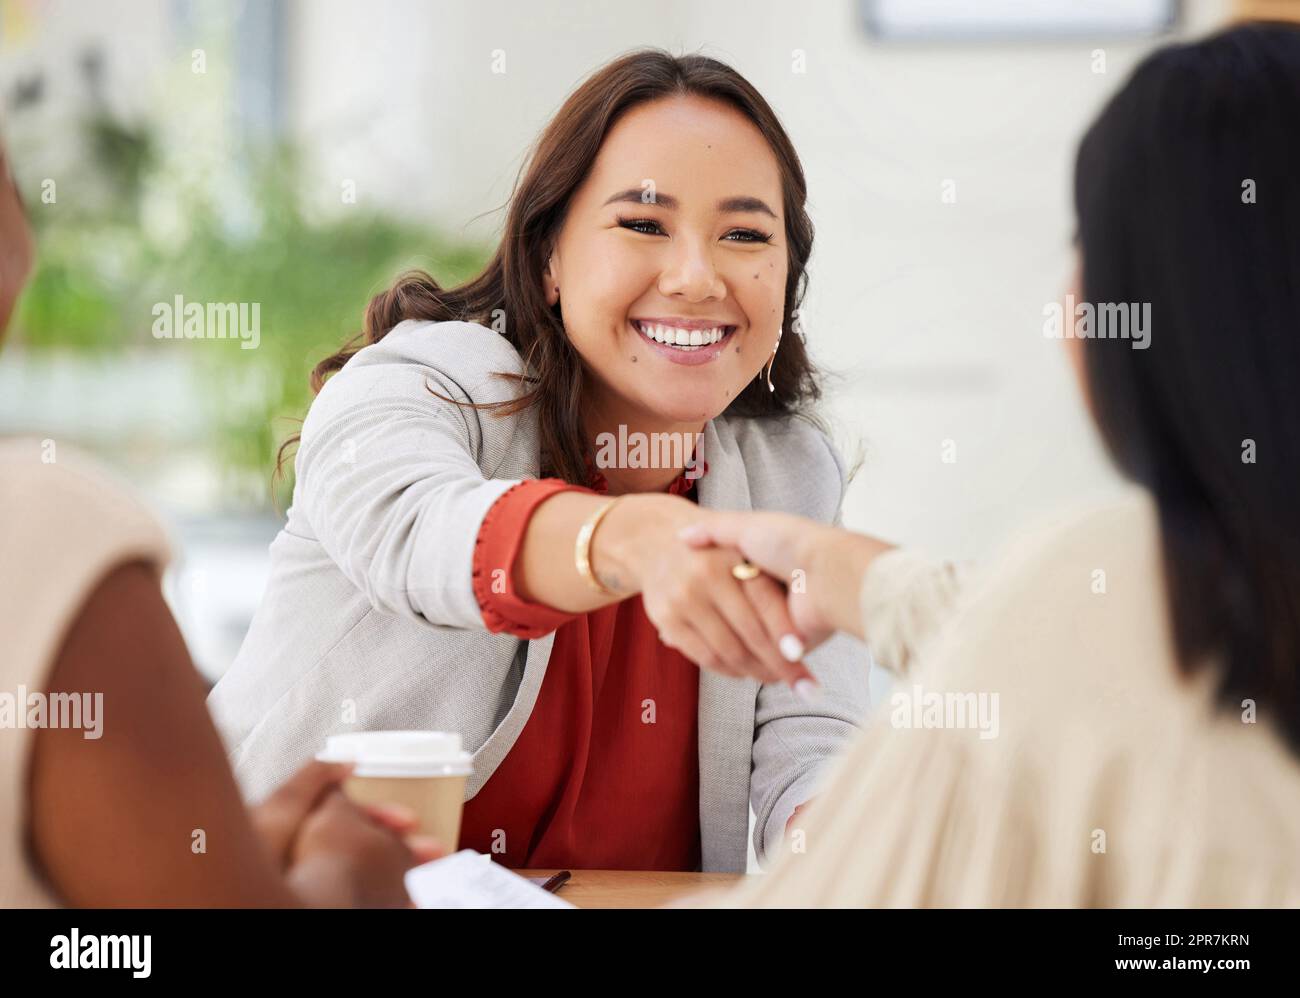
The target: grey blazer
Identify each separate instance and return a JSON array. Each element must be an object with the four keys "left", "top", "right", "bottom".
[{"left": 207, "top": 319, "right": 871, "bottom": 872}]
